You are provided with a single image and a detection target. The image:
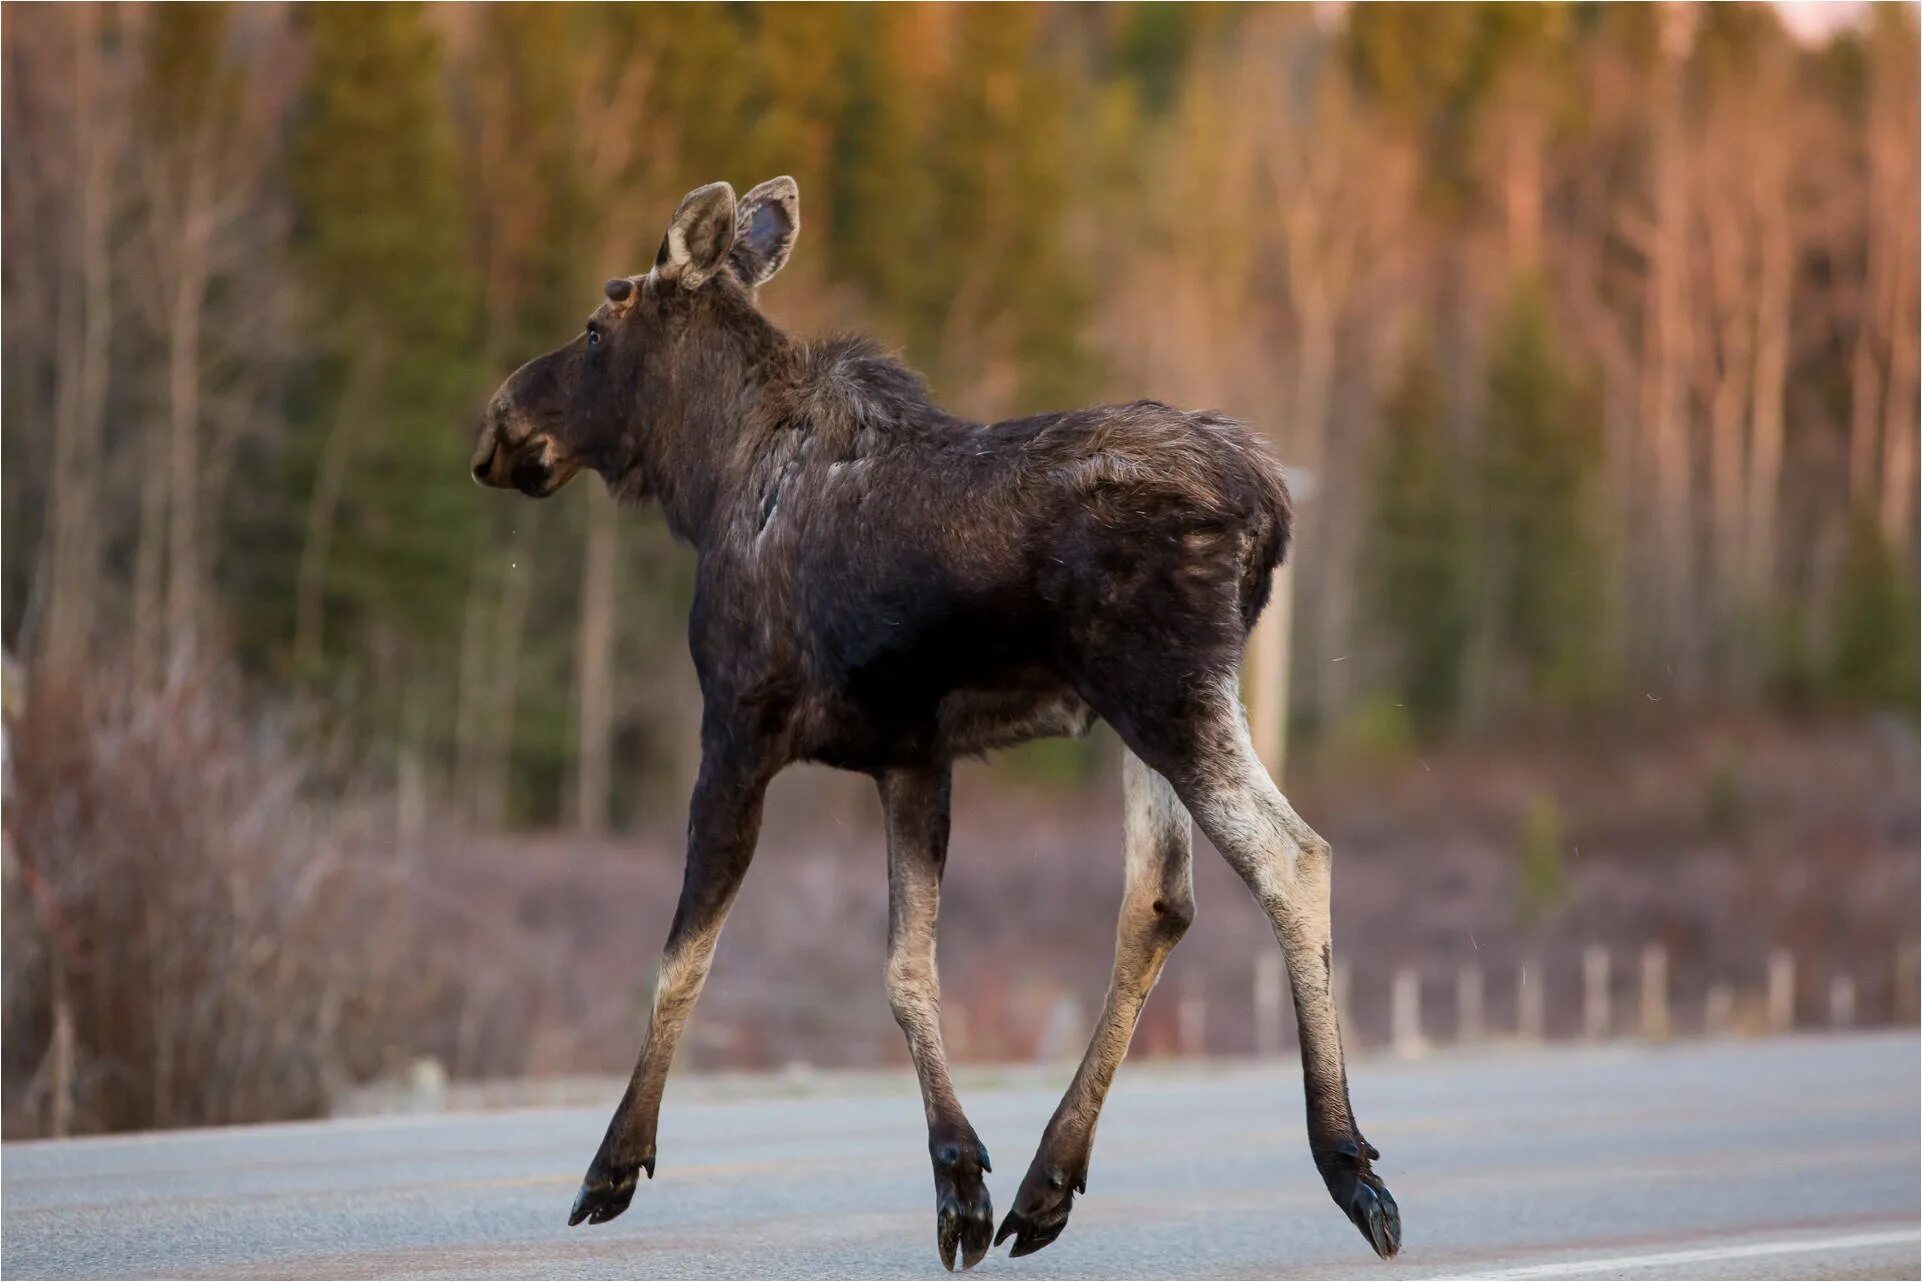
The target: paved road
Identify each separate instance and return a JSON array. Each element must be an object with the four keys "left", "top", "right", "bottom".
[{"left": 5, "top": 1034, "right": 1917, "bottom": 1280}]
